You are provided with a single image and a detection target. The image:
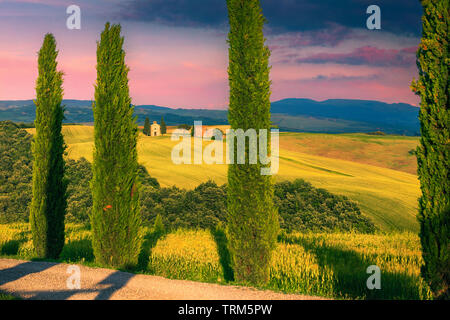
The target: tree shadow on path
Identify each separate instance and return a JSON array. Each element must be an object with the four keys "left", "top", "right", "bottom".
[
  {"left": 1, "top": 261, "right": 136, "bottom": 300},
  {"left": 211, "top": 225, "right": 234, "bottom": 282},
  {"left": 94, "top": 270, "right": 135, "bottom": 300},
  {"left": 0, "top": 260, "right": 56, "bottom": 286},
  {"left": 136, "top": 229, "right": 165, "bottom": 273}
]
